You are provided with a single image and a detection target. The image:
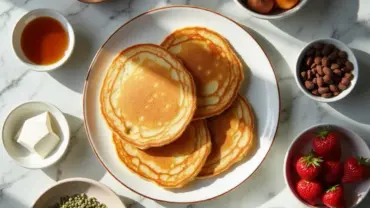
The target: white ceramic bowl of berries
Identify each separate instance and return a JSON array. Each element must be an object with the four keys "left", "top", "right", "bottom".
[{"left": 284, "top": 124, "right": 370, "bottom": 207}]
